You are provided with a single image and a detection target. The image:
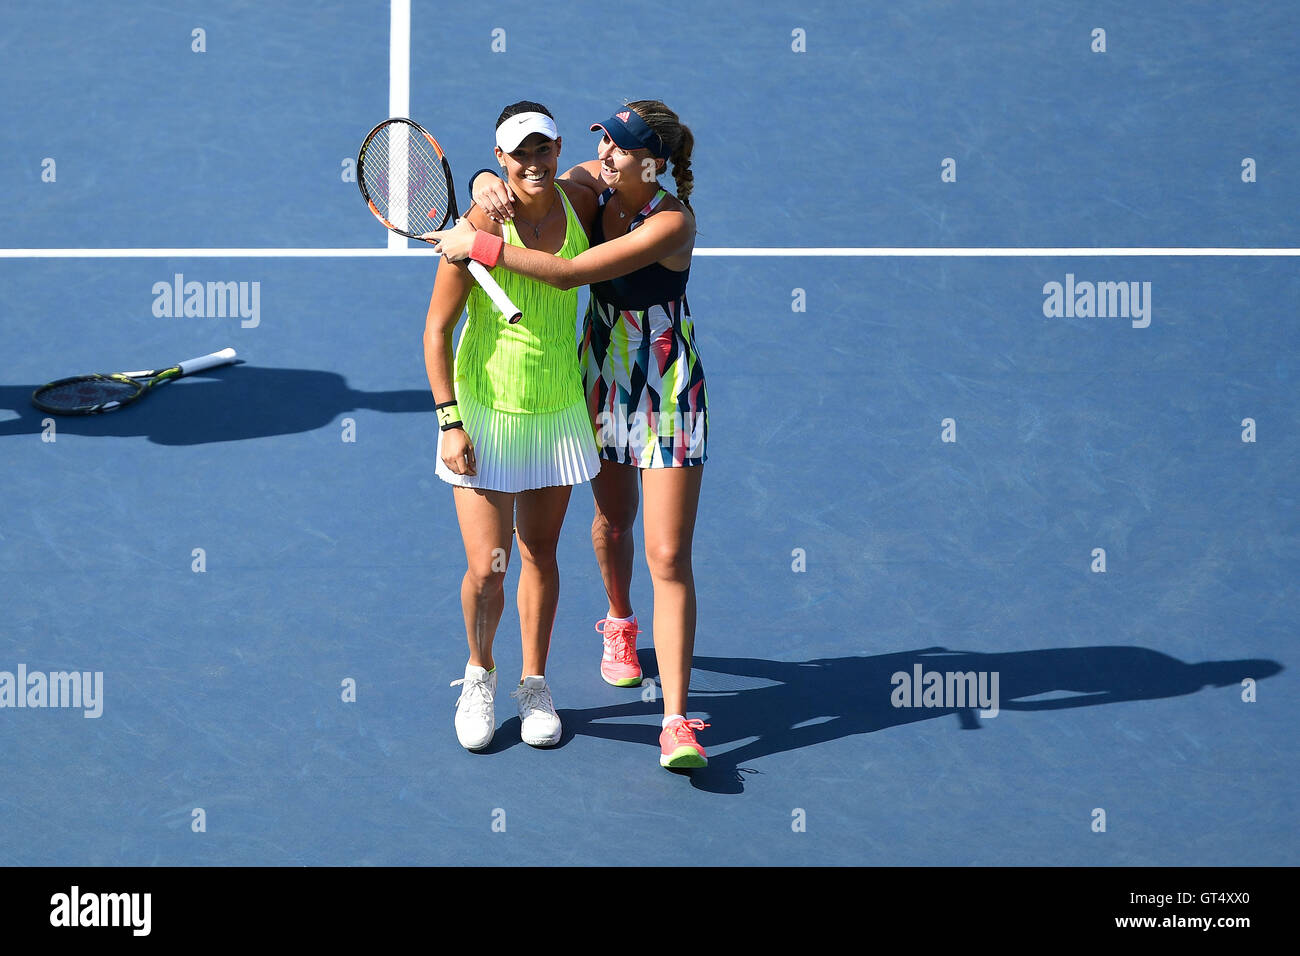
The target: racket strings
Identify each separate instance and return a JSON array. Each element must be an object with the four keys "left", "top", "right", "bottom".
[
  {"left": 35, "top": 377, "right": 141, "bottom": 411},
  {"left": 362, "top": 123, "right": 451, "bottom": 232}
]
